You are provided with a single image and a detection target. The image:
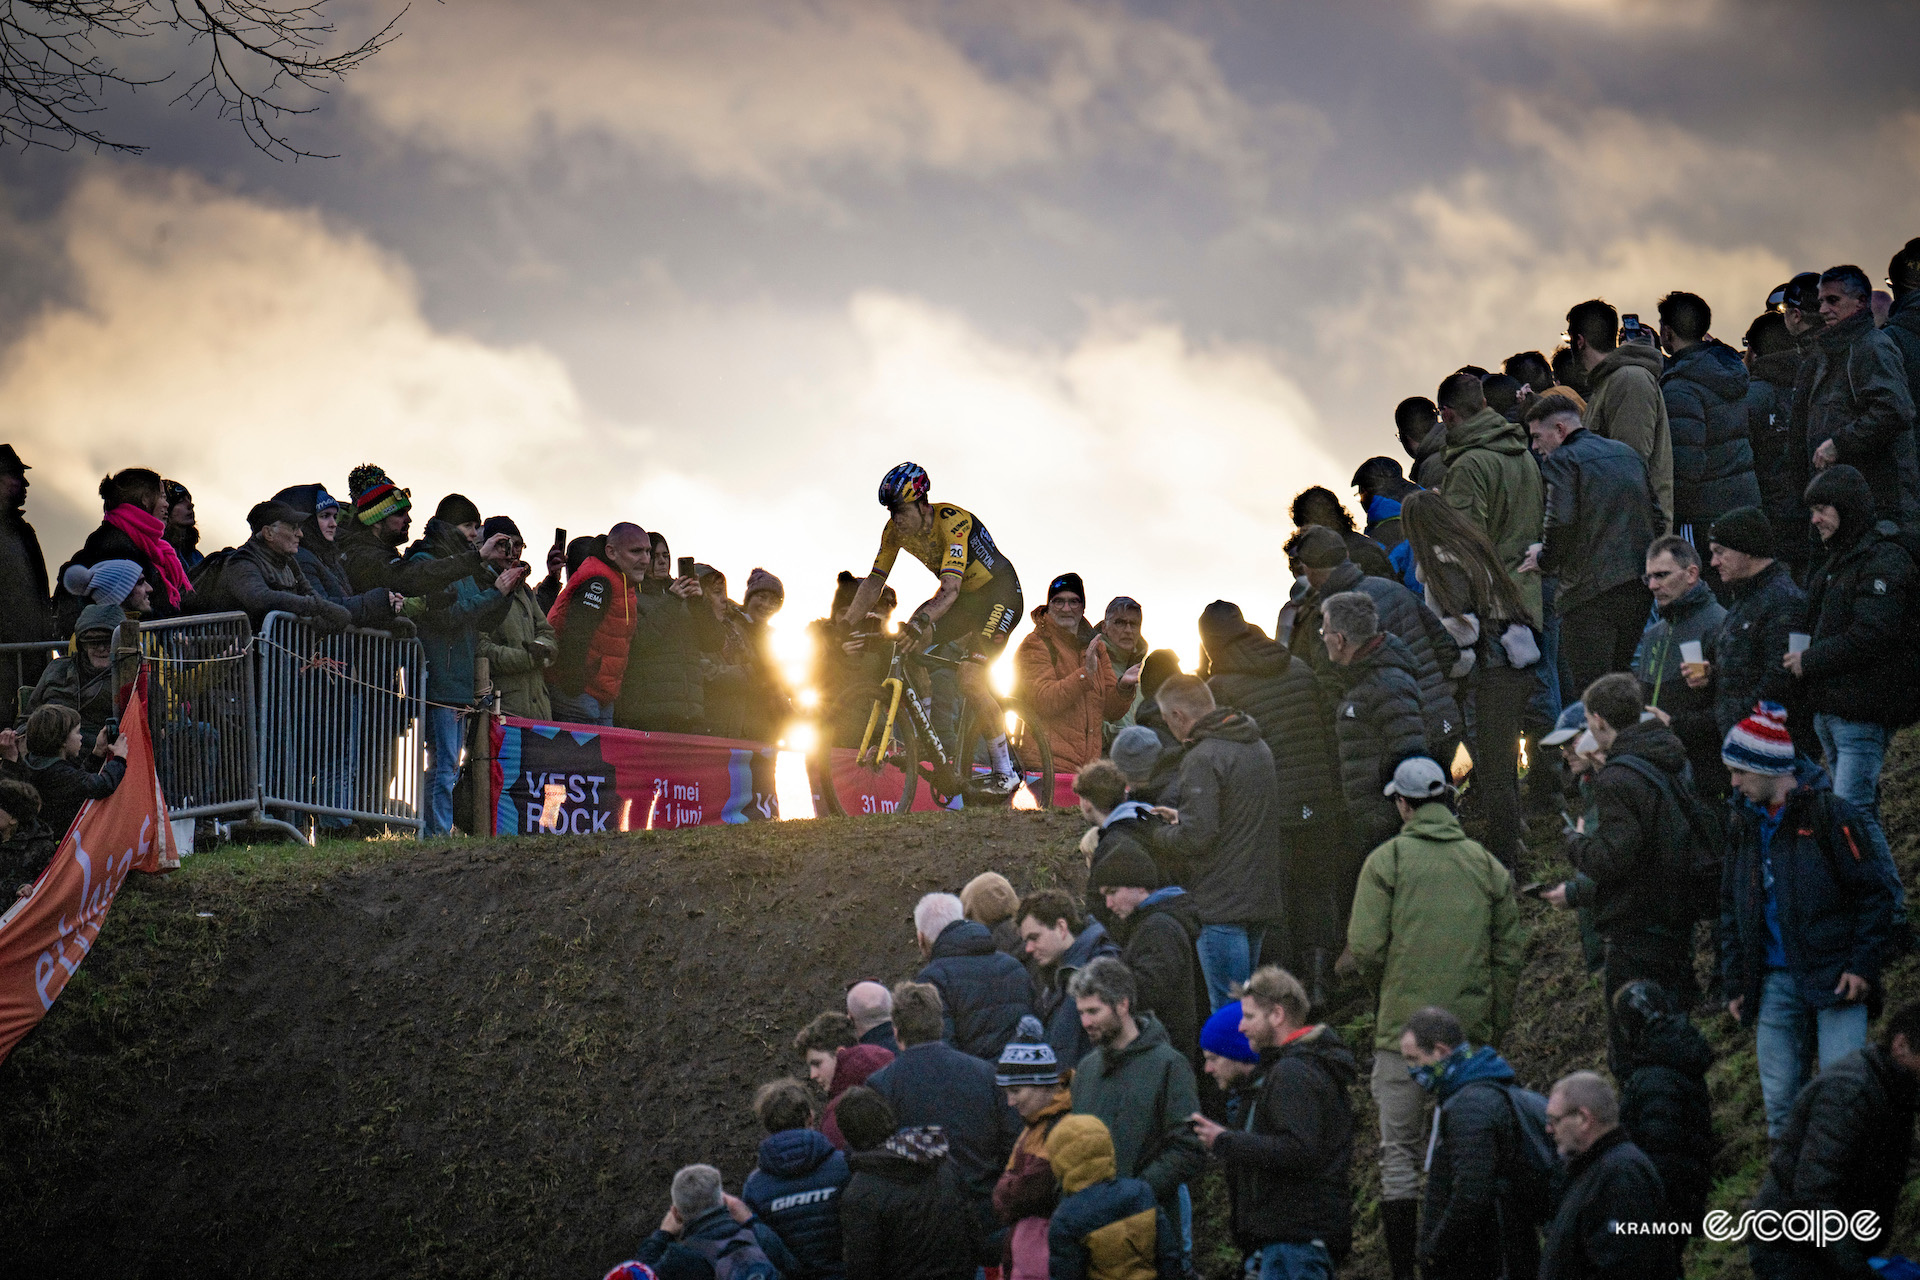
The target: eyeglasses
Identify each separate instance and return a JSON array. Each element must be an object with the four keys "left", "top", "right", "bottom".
[{"left": 1543, "top": 1108, "right": 1573, "bottom": 1130}]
